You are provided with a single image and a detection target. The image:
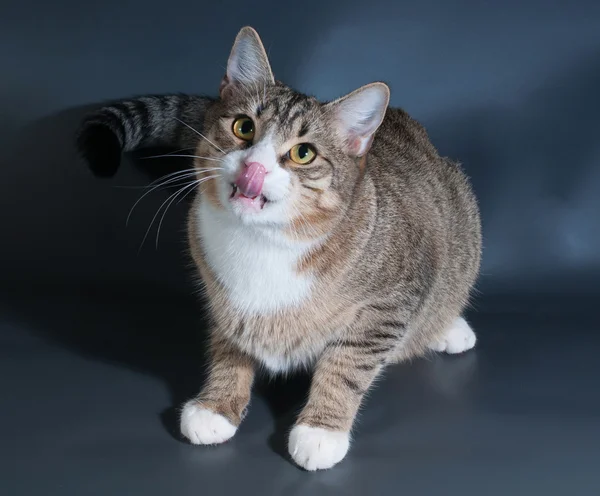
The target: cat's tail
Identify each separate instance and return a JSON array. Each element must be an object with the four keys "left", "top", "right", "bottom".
[{"left": 76, "top": 94, "right": 215, "bottom": 177}]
